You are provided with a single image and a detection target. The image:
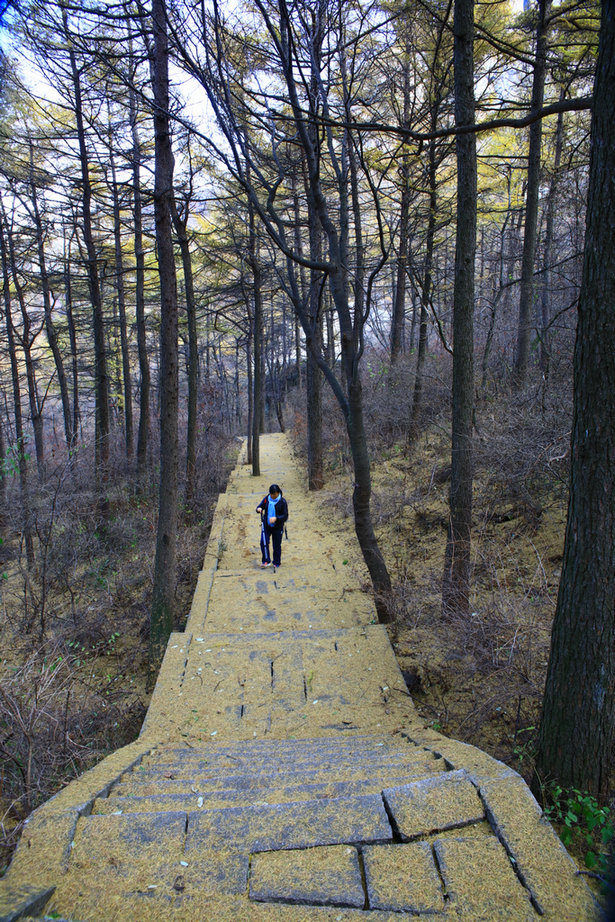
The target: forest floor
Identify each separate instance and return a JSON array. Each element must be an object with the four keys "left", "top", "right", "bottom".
[{"left": 314, "top": 420, "right": 565, "bottom": 789}]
